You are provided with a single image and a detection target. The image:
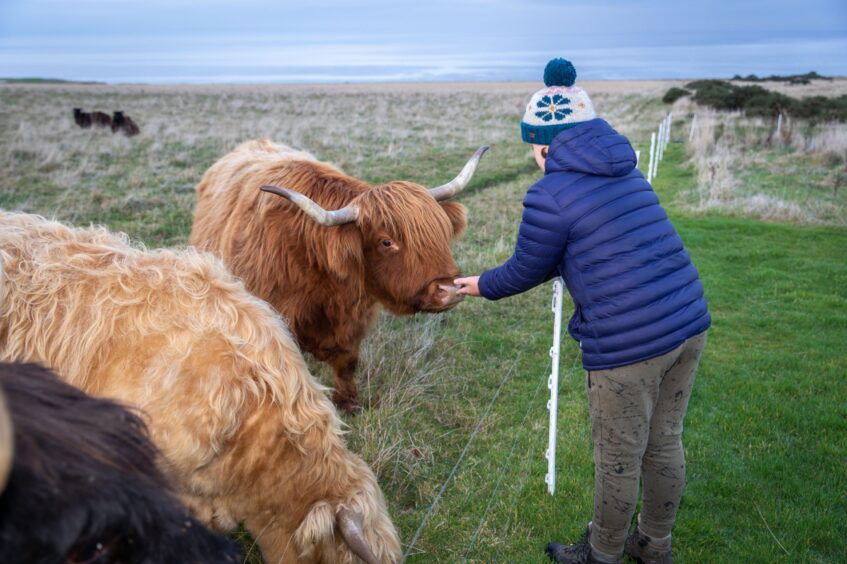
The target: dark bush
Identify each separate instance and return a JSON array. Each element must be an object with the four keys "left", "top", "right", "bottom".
[
  {"left": 729, "top": 71, "right": 830, "bottom": 83},
  {"left": 662, "top": 87, "right": 691, "bottom": 104},
  {"left": 683, "top": 79, "right": 847, "bottom": 122}
]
